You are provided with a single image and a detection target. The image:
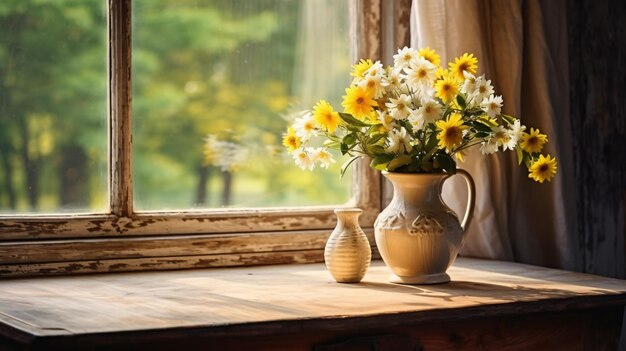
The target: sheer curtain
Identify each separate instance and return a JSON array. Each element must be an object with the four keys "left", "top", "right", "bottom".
[{"left": 410, "top": 0, "right": 579, "bottom": 270}]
